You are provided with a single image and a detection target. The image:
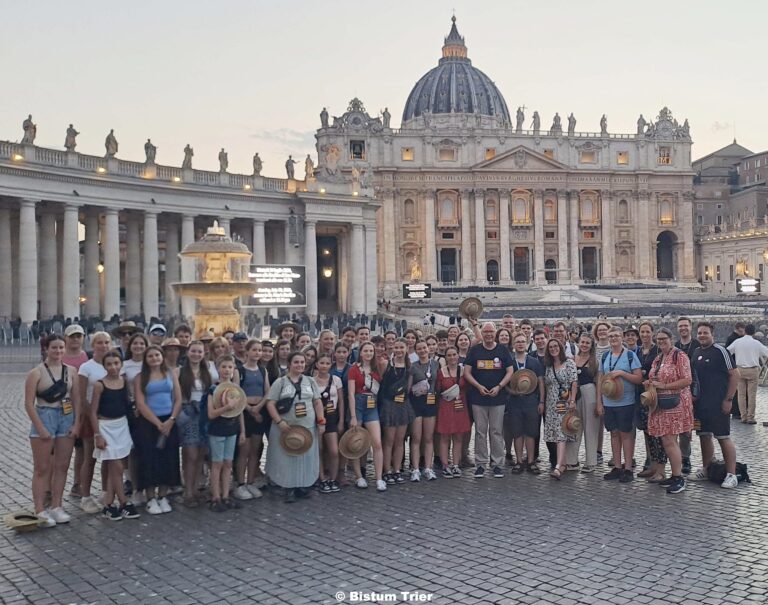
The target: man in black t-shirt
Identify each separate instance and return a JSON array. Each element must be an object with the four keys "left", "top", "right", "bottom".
[
  {"left": 691, "top": 322, "right": 739, "bottom": 489},
  {"left": 463, "top": 322, "right": 514, "bottom": 479}
]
